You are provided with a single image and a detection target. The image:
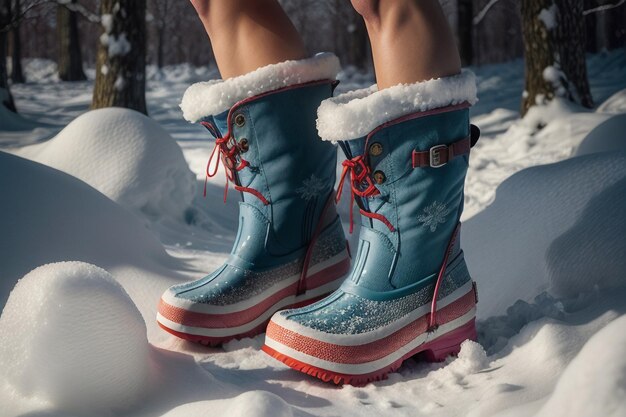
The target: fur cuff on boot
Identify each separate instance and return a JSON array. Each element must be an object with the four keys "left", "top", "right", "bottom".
[
  {"left": 180, "top": 53, "right": 341, "bottom": 123},
  {"left": 316, "top": 70, "right": 477, "bottom": 142}
]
